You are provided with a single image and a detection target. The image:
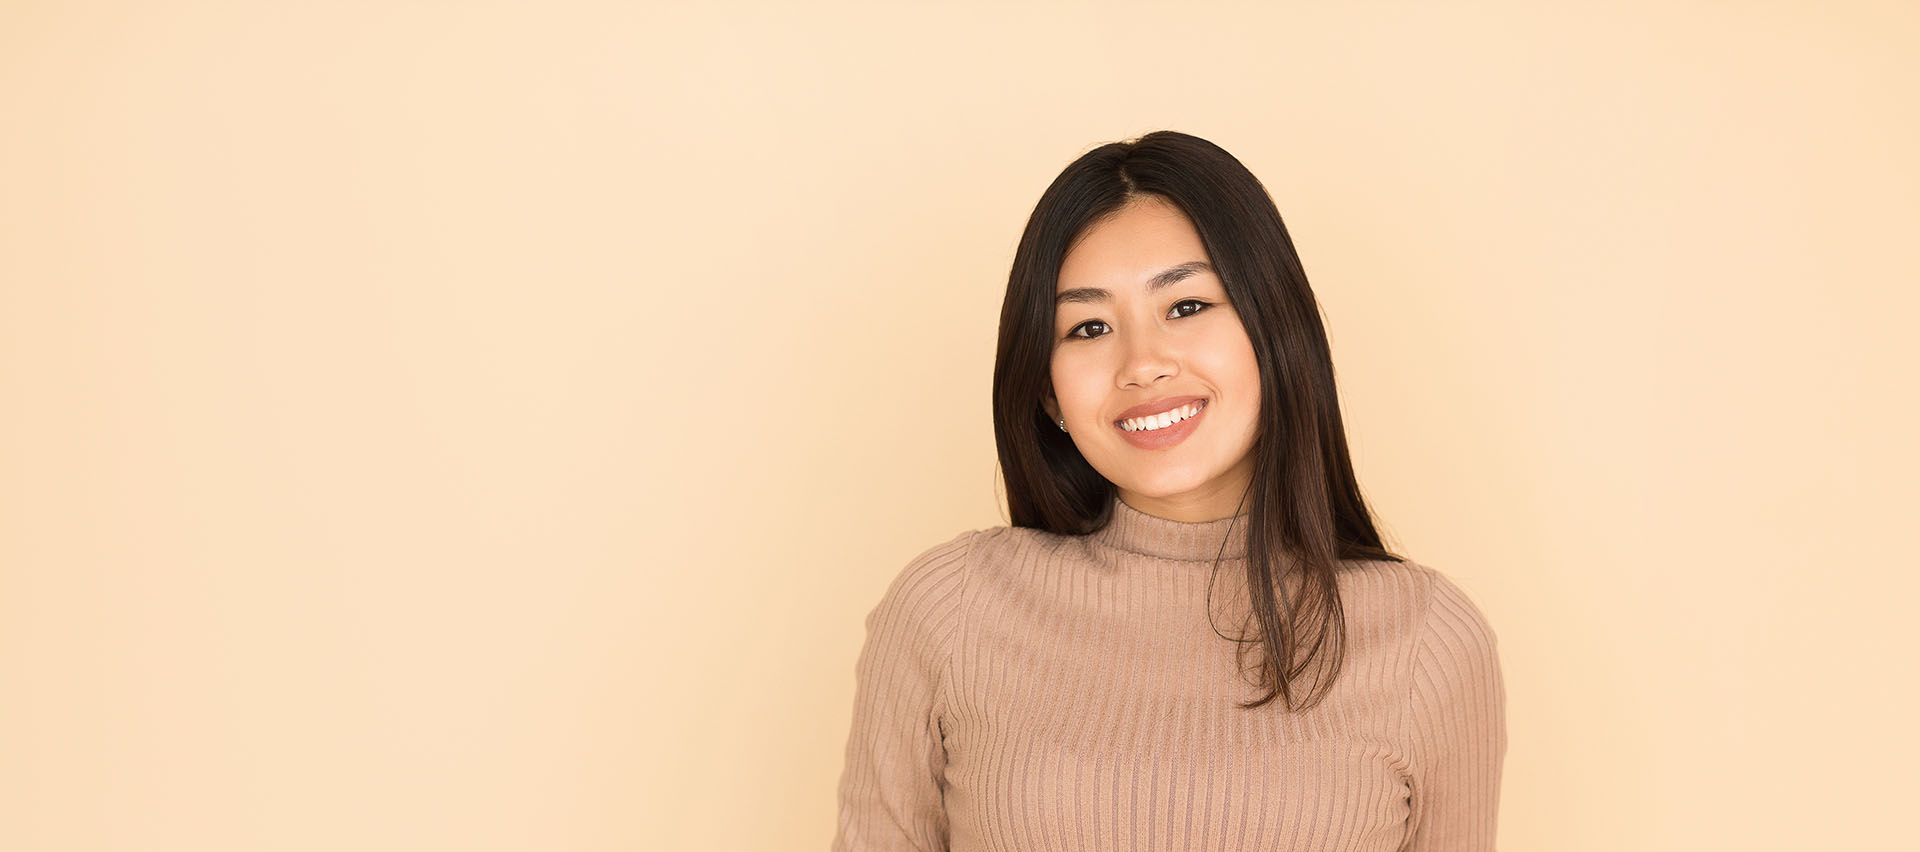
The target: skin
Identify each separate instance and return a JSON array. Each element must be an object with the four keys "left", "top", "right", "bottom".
[{"left": 1042, "top": 195, "right": 1262, "bottom": 523}]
